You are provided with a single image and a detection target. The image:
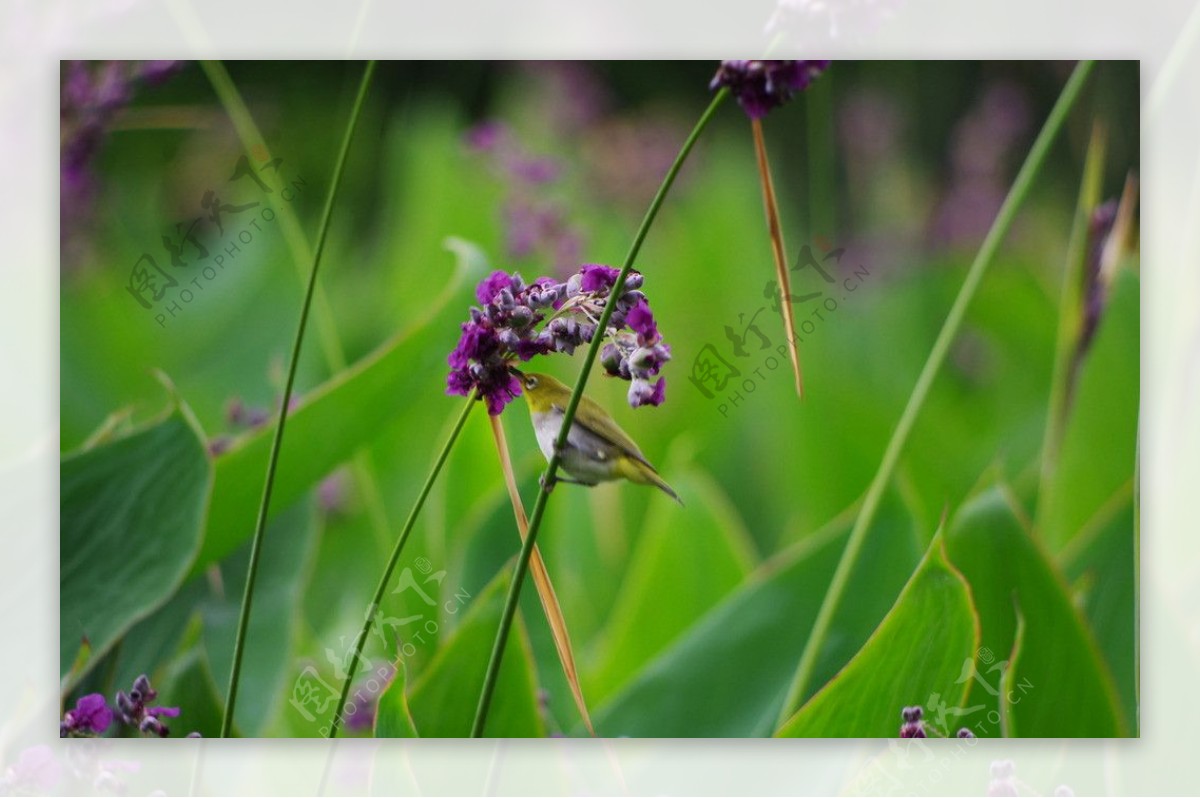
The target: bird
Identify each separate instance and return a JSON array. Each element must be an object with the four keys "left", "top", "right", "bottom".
[{"left": 513, "top": 369, "right": 682, "bottom": 504}]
